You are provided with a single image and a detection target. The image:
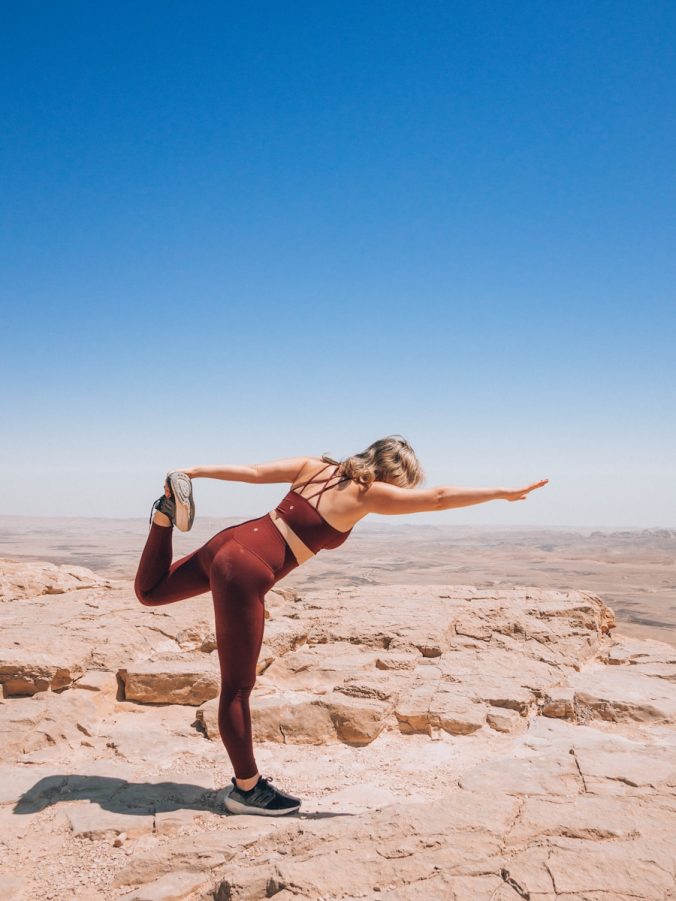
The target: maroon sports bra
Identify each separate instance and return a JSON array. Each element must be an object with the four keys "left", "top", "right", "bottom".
[{"left": 273, "top": 463, "right": 353, "bottom": 553}]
